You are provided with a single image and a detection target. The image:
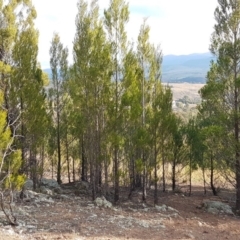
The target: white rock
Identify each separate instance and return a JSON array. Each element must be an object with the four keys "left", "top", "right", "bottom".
[
  {"left": 94, "top": 196, "right": 112, "bottom": 208},
  {"left": 40, "top": 186, "right": 53, "bottom": 195},
  {"left": 167, "top": 206, "right": 179, "bottom": 213},
  {"left": 203, "top": 201, "right": 234, "bottom": 215},
  {"left": 155, "top": 204, "right": 167, "bottom": 211},
  {"left": 40, "top": 178, "right": 60, "bottom": 189}
]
